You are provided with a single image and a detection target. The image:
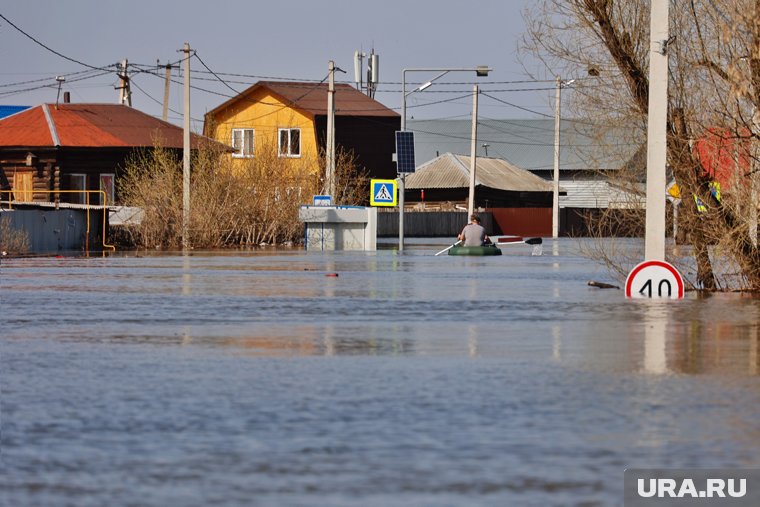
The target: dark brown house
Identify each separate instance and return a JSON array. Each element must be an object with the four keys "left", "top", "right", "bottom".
[{"left": 0, "top": 103, "right": 215, "bottom": 206}]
